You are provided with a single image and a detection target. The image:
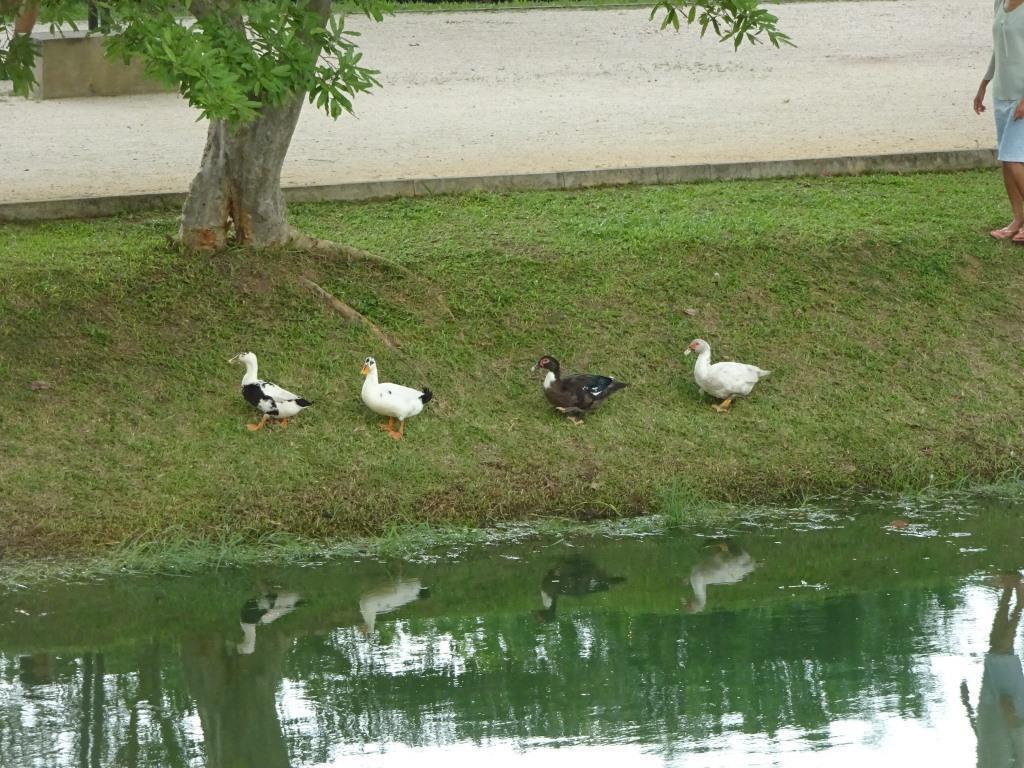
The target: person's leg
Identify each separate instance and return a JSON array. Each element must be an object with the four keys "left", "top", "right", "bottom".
[
  {"left": 993, "top": 161, "right": 1024, "bottom": 238},
  {"left": 991, "top": 102, "right": 1023, "bottom": 238},
  {"left": 989, "top": 584, "right": 1017, "bottom": 653},
  {"left": 1003, "top": 162, "right": 1024, "bottom": 231},
  {"left": 1002, "top": 162, "right": 1024, "bottom": 241}
]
